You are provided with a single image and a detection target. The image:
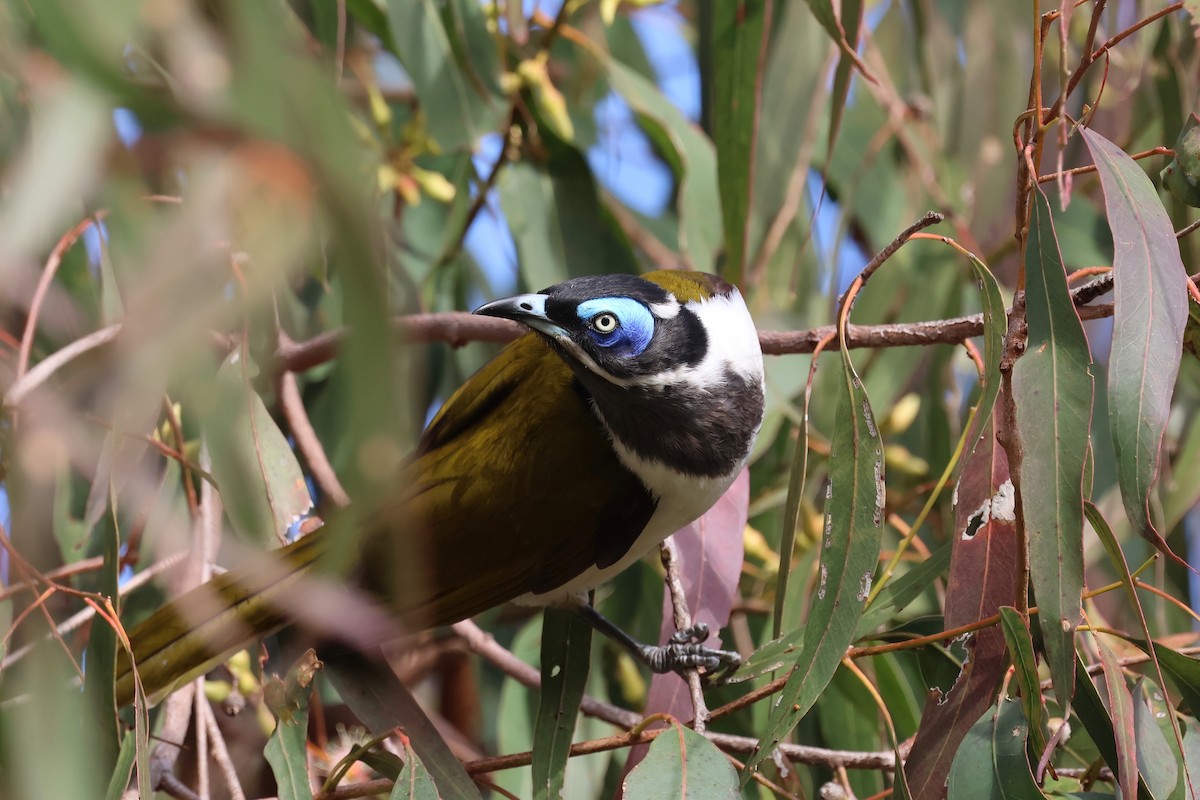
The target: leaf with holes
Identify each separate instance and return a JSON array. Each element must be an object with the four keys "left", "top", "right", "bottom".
[
  {"left": 742, "top": 340, "right": 884, "bottom": 780},
  {"left": 904, "top": 386, "right": 1019, "bottom": 798}
]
